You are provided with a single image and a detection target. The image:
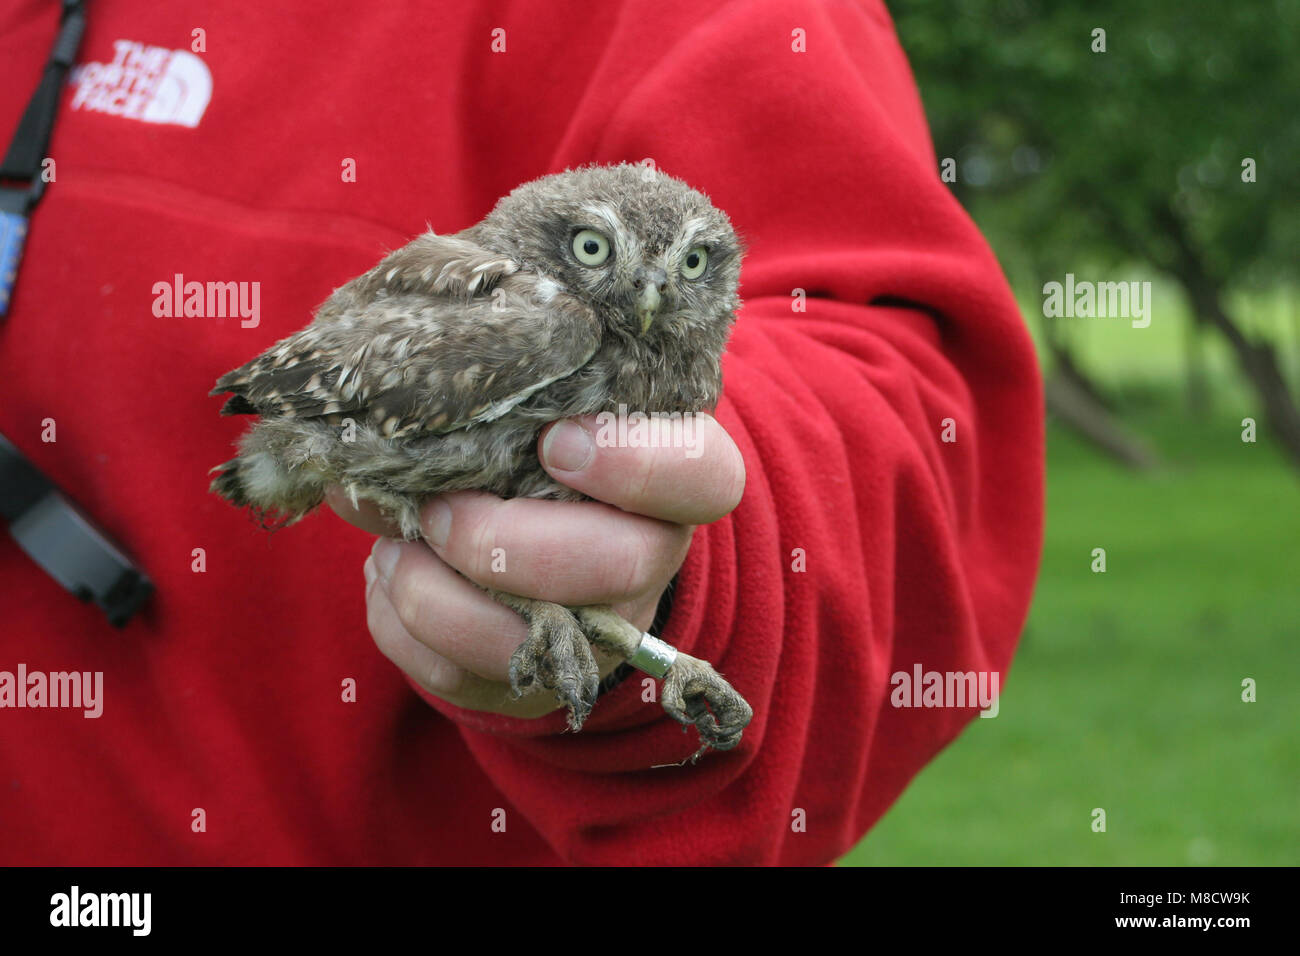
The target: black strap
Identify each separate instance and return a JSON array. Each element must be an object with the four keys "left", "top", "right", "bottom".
[
  {"left": 0, "top": 2, "right": 153, "bottom": 627},
  {"left": 2, "top": 1, "right": 88, "bottom": 317},
  {"left": 0, "top": 0, "right": 86, "bottom": 202}
]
